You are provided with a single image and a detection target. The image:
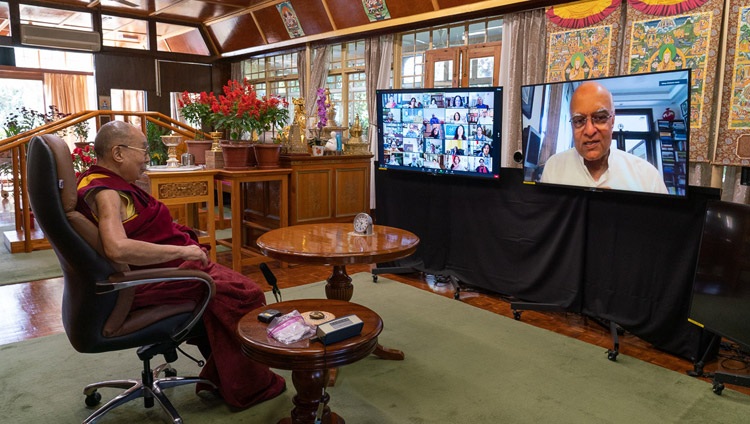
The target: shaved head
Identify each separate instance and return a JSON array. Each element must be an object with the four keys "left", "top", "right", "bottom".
[{"left": 94, "top": 121, "right": 144, "bottom": 160}]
